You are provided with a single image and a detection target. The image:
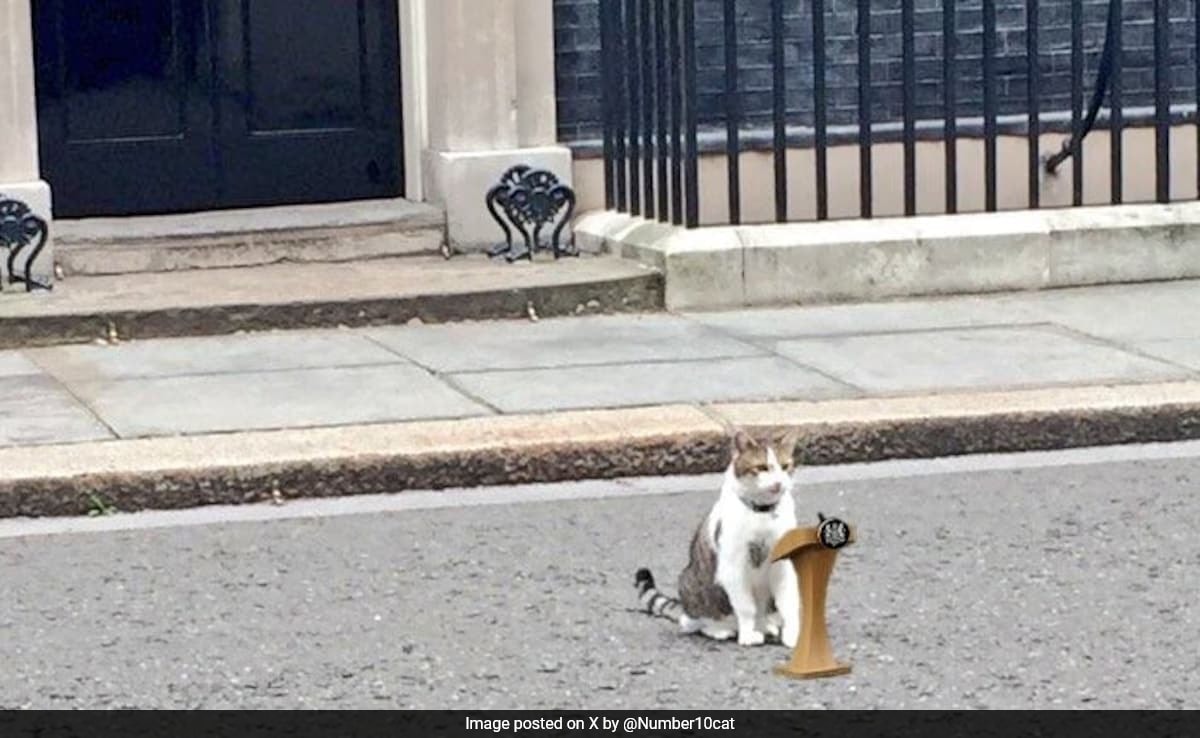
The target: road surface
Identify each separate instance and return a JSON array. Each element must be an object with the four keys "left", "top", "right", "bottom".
[{"left": 2, "top": 442, "right": 1198, "bottom": 709}]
